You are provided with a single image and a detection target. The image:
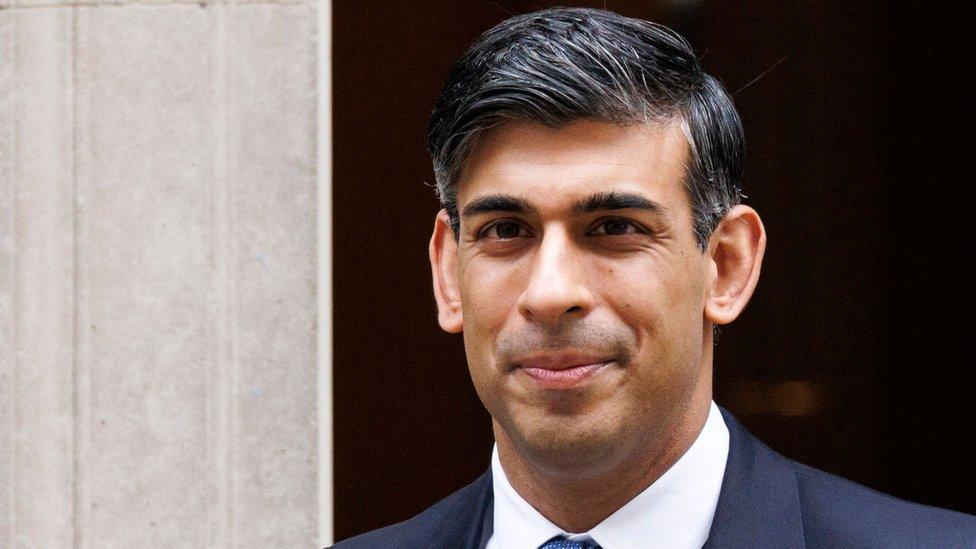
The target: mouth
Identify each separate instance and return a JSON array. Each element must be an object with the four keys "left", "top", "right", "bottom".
[{"left": 514, "top": 352, "right": 615, "bottom": 390}]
